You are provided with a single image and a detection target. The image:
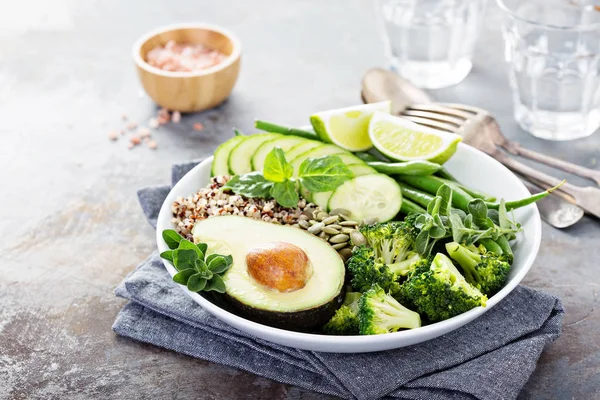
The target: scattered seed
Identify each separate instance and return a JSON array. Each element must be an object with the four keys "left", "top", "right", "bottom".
[
  {"left": 332, "top": 243, "right": 347, "bottom": 250},
  {"left": 340, "top": 220, "right": 358, "bottom": 227},
  {"left": 193, "top": 122, "right": 204, "bottom": 131},
  {"left": 319, "top": 231, "right": 328, "bottom": 239},
  {"left": 363, "top": 217, "right": 379, "bottom": 225},
  {"left": 341, "top": 227, "right": 355, "bottom": 234},
  {"left": 147, "top": 140, "right": 158, "bottom": 149},
  {"left": 323, "top": 226, "right": 340, "bottom": 235},
  {"left": 339, "top": 248, "right": 353, "bottom": 261},
  {"left": 307, "top": 222, "right": 324, "bottom": 235},
  {"left": 350, "top": 231, "right": 367, "bottom": 246},
  {"left": 298, "top": 220, "right": 310, "bottom": 229},
  {"left": 172, "top": 111, "right": 181, "bottom": 123},
  {"left": 329, "top": 234, "right": 350, "bottom": 244},
  {"left": 315, "top": 211, "right": 328, "bottom": 221},
  {"left": 330, "top": 208, "right": 351, "bottom": 217},
  {"left": 108, "top": 131, "right": 119, "bottom": 141},
  {"left": 299, "top": 214, "right": 309, "bottom": 221},
  {"left": 322, "top": 216, "right": 339, "bottom": 225}
]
